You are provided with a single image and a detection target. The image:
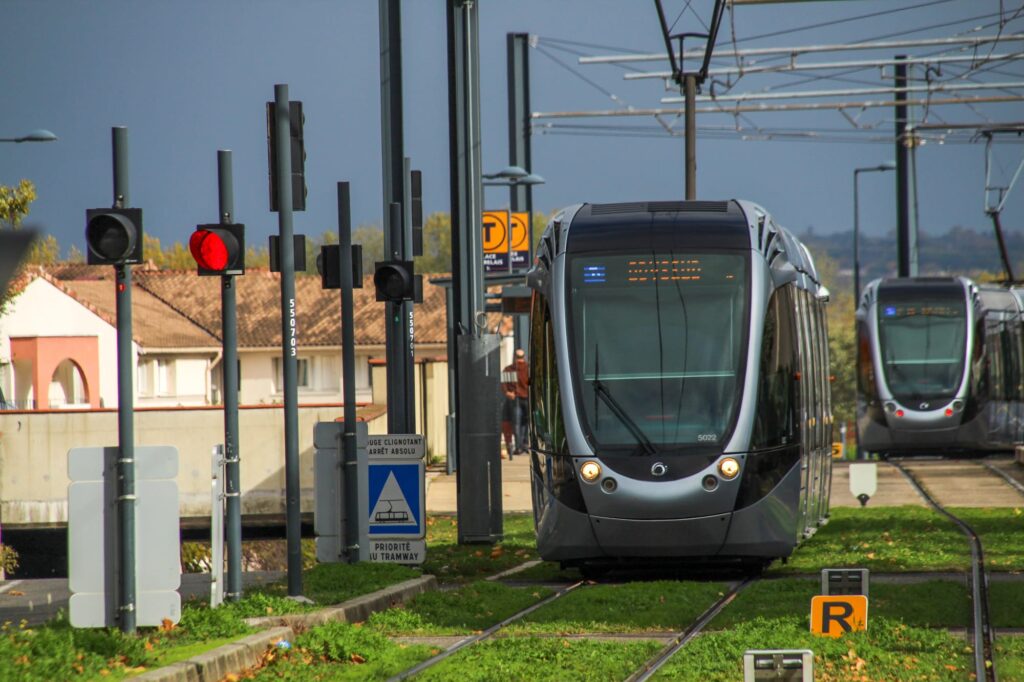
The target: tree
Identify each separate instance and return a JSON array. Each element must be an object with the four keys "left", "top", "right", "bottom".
[
  {"left": 0, "top": 179, "right": 37, "bottom": 229},
  {"left": 25, "top": 234, "right": 60, "bottom": 265},
  {"left": 815, "top": 252, "right": 857, "bottom": 428}
]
